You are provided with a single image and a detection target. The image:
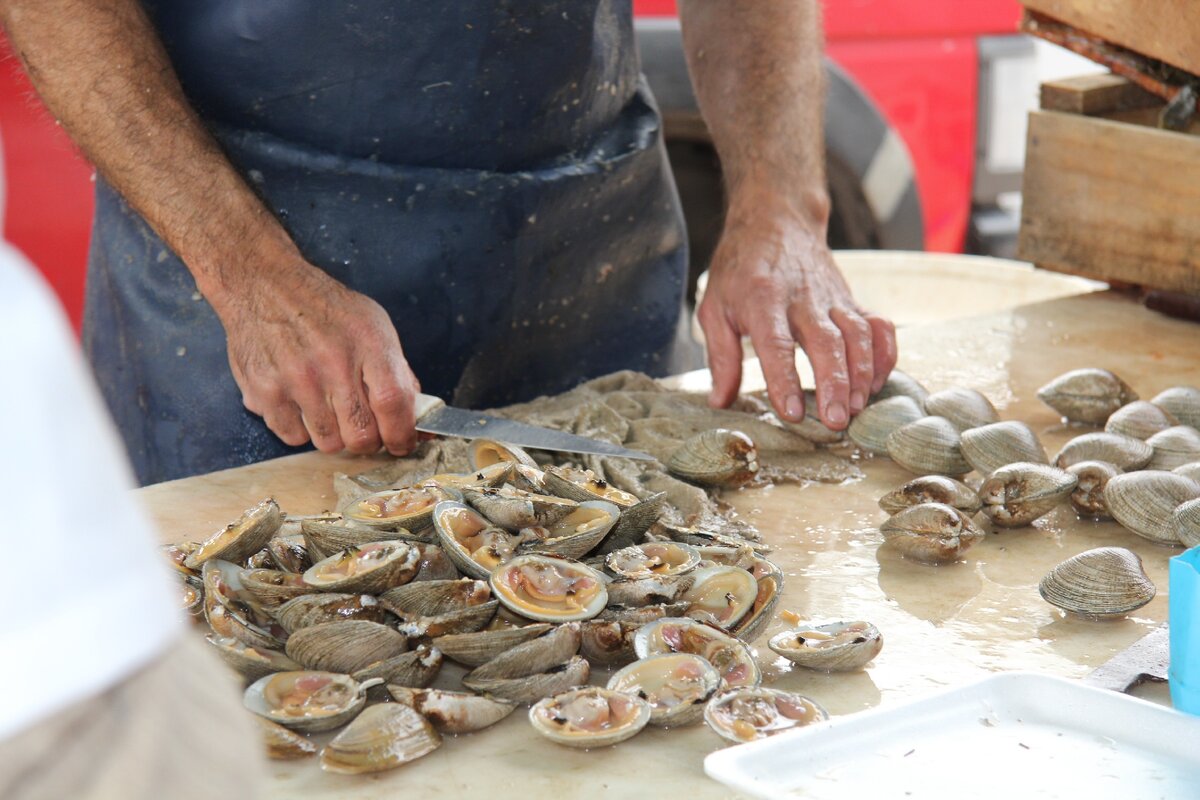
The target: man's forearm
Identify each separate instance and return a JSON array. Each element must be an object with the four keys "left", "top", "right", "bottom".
[
  {"left": 679, "top": 0, "right": 829, "bottom": 229},
  {"left": 0, "top": 0, "right": 299, "bottom": 310}
]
